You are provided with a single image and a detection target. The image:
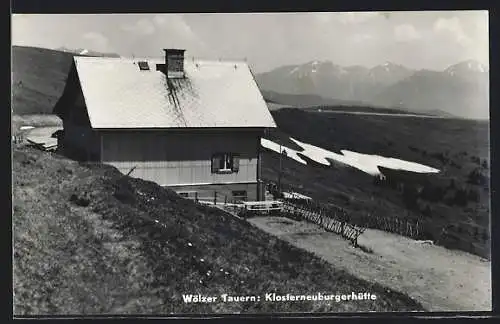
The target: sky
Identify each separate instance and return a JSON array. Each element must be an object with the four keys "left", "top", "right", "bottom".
[{"left": 11, "top": 11, "right": 489, "bottom": 73}]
